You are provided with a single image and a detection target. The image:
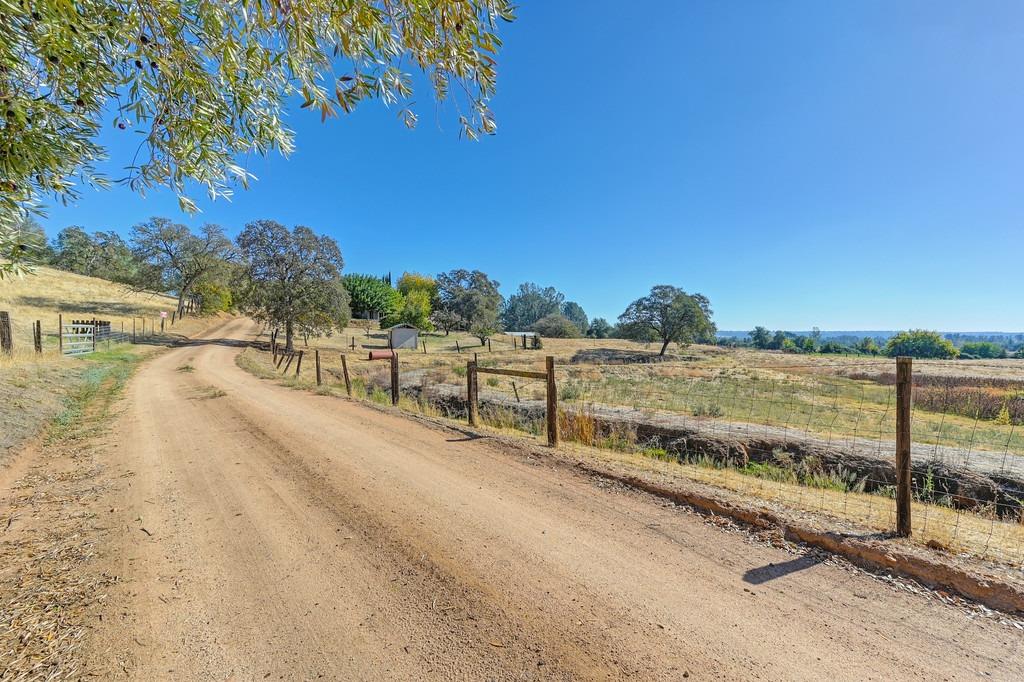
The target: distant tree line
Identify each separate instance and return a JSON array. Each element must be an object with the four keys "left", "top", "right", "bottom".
[
  {"left": 736, "top": 326, "right": 1023, "bottom": 360},
  {"left": 30, "top": 219, "right": 724, "bottom": 356}
]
